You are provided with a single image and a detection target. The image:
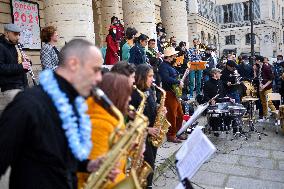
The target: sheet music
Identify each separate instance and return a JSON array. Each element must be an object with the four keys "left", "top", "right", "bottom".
[{"left": 176, "top": 127, "right": 216, "bottom": 180}]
